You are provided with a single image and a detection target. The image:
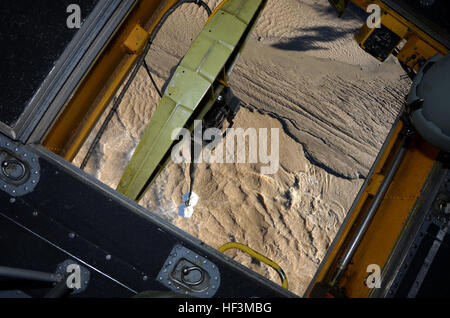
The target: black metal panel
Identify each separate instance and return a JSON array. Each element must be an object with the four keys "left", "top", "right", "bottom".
[
  {"left": 416, "top": 232, "right": 450, "bottom": 297},
  {"left": 0, "top": 215, "right": 133, "bottom": 298},
  {"left": 386, "top": 0, "right": 450, "bottom": 36},
  {"left": 382, "top": 0, "right": 450, "bottom": 49},
  {"left": 394, "top": 224, "right": 439, "bottom": 297},
  {"left": 0, "top": 143, "right": 295, "bottom": 298},
  {"left": 0, "top": 0, "right": 99, "bottom": 126}
]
